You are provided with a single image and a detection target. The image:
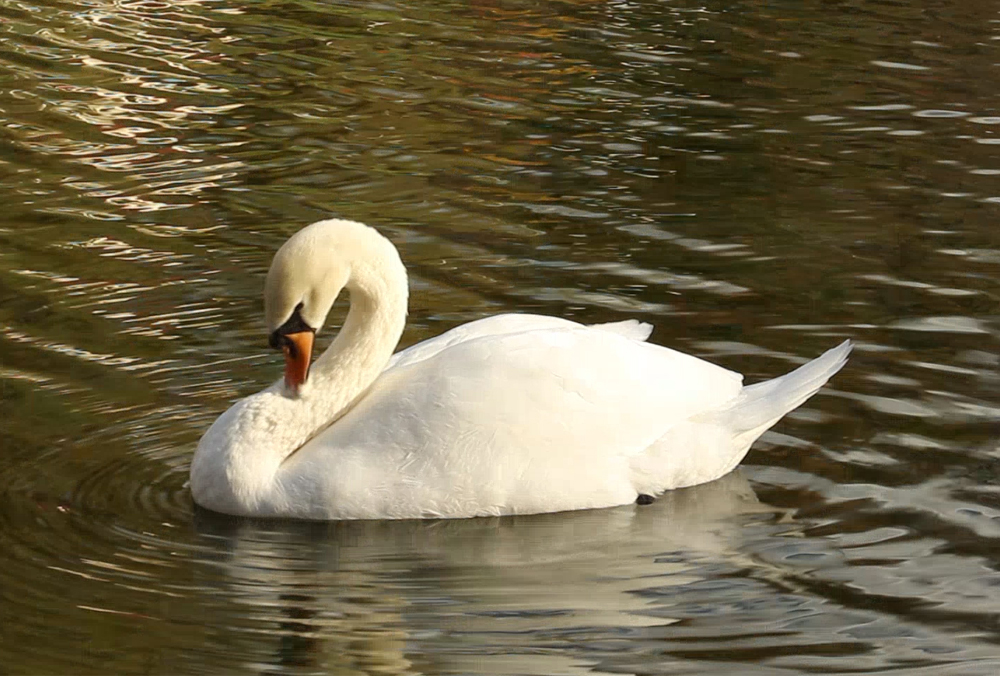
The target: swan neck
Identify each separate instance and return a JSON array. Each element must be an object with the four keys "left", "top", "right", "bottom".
[
  {"left": 307, "top": 256, "right": 408, "bottom": 416},
  {"left": 191, "top": 221, "right": 410, "bottom": 516}
]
